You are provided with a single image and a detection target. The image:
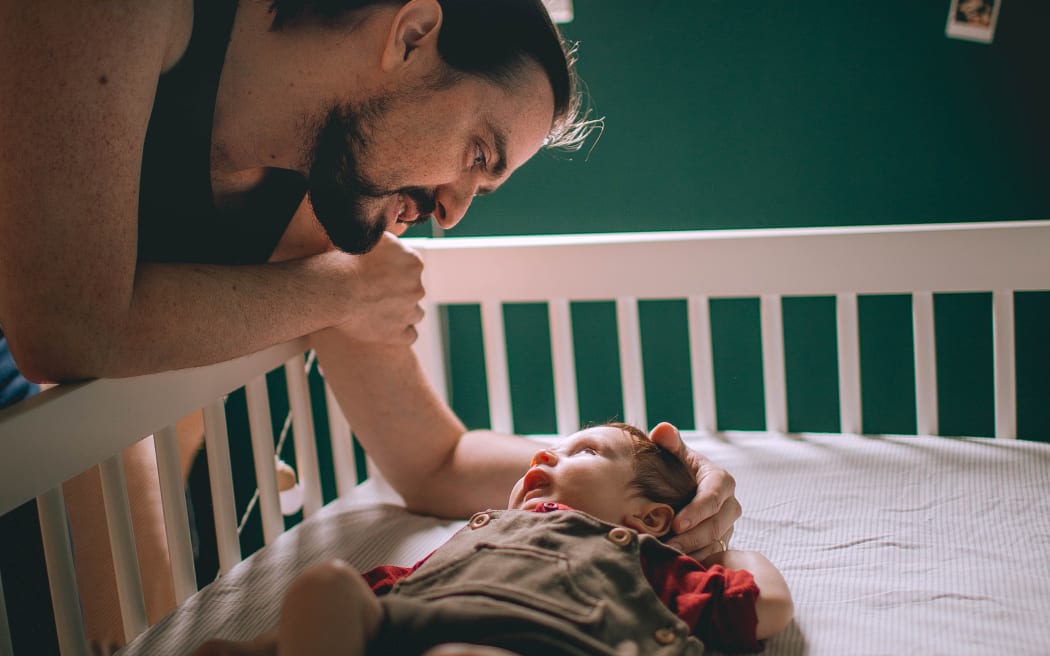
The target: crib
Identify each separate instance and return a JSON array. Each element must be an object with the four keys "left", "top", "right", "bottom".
[{"left": 1, "top": 220, "right": 1049, "bottom": 655}]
